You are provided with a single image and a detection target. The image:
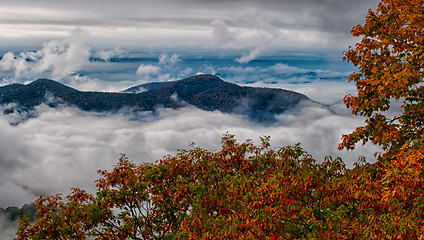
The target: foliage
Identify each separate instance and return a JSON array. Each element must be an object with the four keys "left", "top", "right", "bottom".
[
  {"left": 15, "top": 134, "right": 424, "bottom": 239},
  {"left": 337, "top": 0, "right": 424, "bottom": 237},
  {"left": 340, "top": 0, "right": 424, "bottom": 154},
  {"left": 14, "top": 135, "right": 349, "bottom": 239}
]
